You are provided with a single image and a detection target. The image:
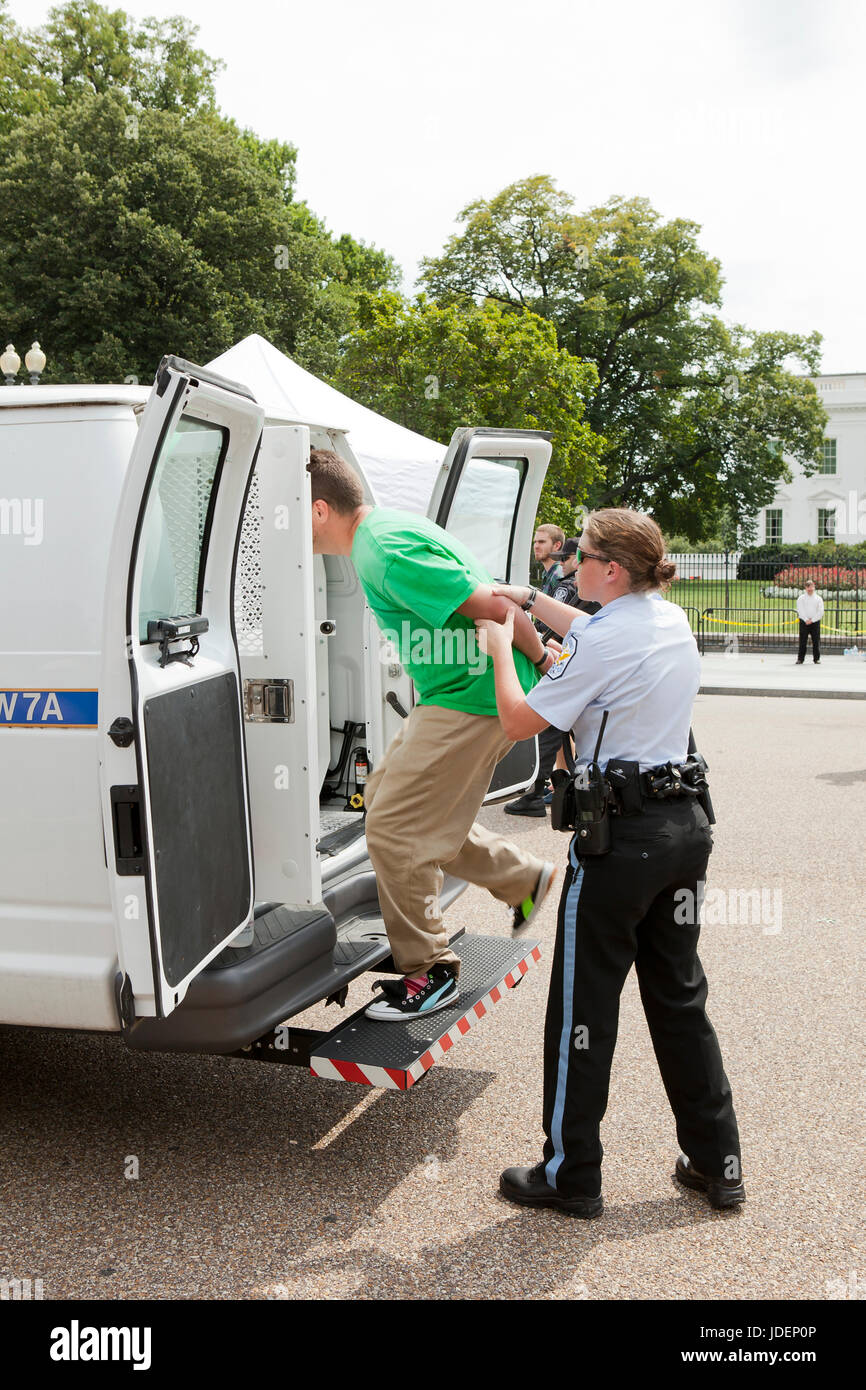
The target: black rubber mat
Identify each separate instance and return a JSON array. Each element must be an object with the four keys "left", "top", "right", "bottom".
[{"left": 310, "top": 933, "right": 541, "bottom": 1088}]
